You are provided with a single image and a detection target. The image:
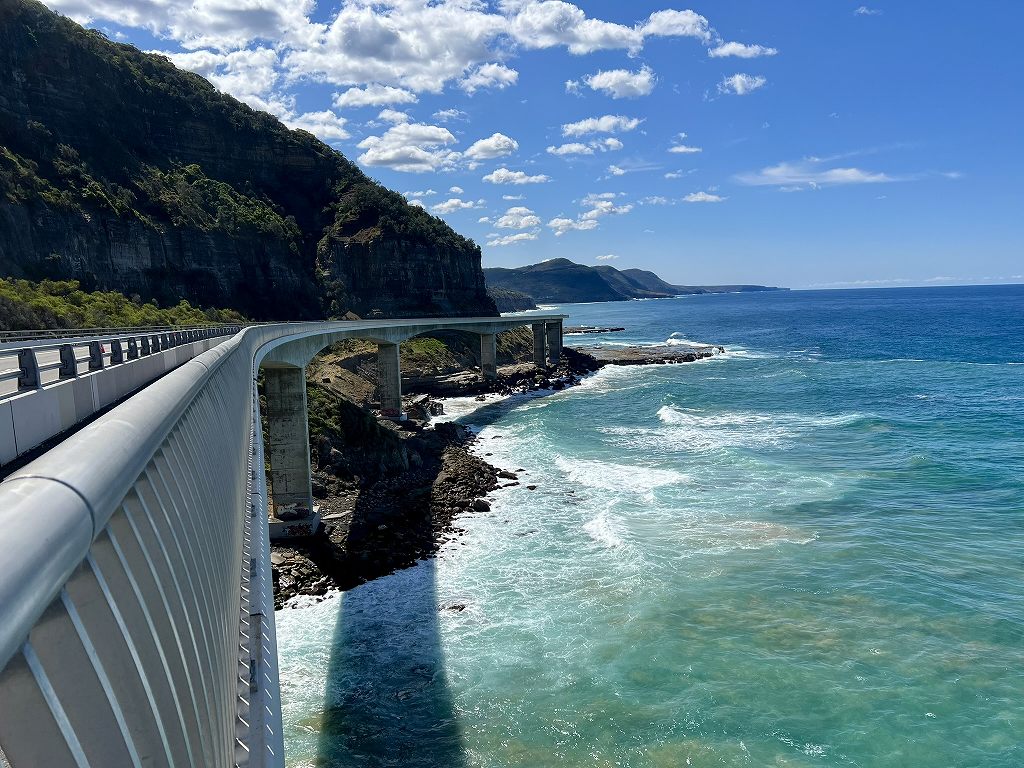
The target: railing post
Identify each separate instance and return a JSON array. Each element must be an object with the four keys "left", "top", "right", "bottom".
[
  {"left": 546, "top": 321, "right": 562, "bottom": 365},
  {"left": 127, "top": 338, "right": 139, "bottom": 360},
  {"left": 480, "top": 333, "right": 497, "bottom": 380},
  {"left": 532, "top": 322, "right": 547, "bottom": 368},
  {"left": 17, "top": 348, "right": 39, "bottom": 390},
  {"left": 141, "top": 336, "right": 151, "bottom": 356},
  {"left": 88, "top": 341, "right": 104, "bottom": 371},
  {"left": 110, "top": 340, "right": 124, "bottom": 365},
  {"left": 264, "top": 365, "right": 318, "bottom": 538},
  {"left": 58, "top": 344, "right": 78, "bottom": 379},
  {"left": 376, "top": 342, "right": 403, "bottom": 416}
]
